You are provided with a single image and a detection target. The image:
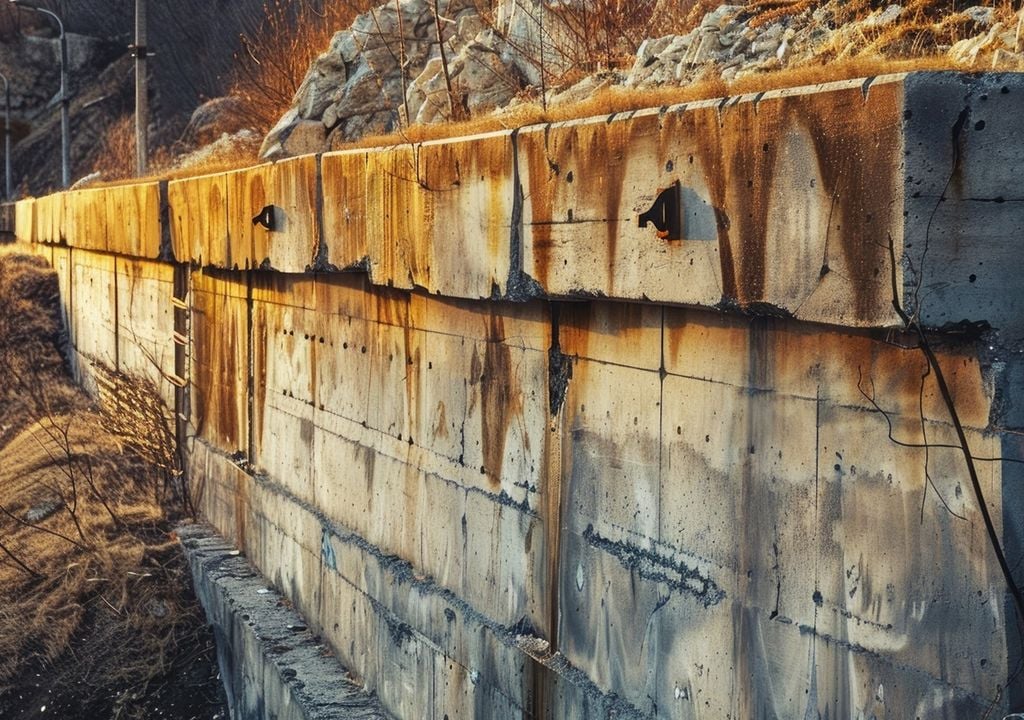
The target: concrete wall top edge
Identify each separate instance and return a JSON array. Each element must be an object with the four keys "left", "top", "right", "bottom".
[{"left": 13, "top": 71, "right": 1024, "bottom": 334}]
